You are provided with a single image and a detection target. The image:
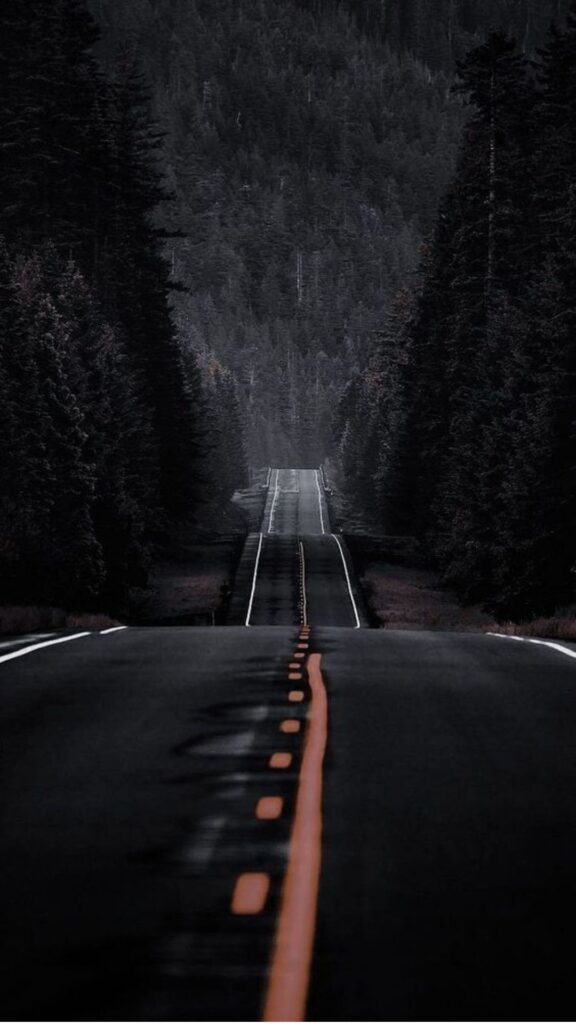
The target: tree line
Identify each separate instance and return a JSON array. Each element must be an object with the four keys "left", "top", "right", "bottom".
[
  {"left": 335, "top": 6, "right": 576, "bottom": 621},
  {"left": 0, "top": 0, "right": 246, "bottom": 613},
  {"left": 298, "top": 0, "right": 570, "bottom": 69}
]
